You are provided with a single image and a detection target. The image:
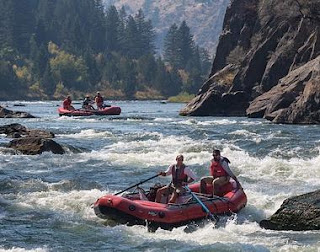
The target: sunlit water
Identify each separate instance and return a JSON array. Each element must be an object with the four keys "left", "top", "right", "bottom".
[{"left": 0, "top": 100, "right": 319, "bottom": 252}]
